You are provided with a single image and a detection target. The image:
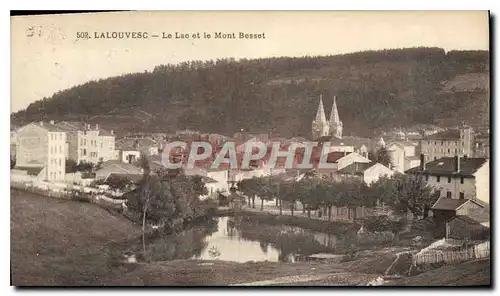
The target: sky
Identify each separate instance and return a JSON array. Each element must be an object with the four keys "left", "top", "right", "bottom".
[{"left": 11, "top": 11, "right": 489, "bottom": 113}]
